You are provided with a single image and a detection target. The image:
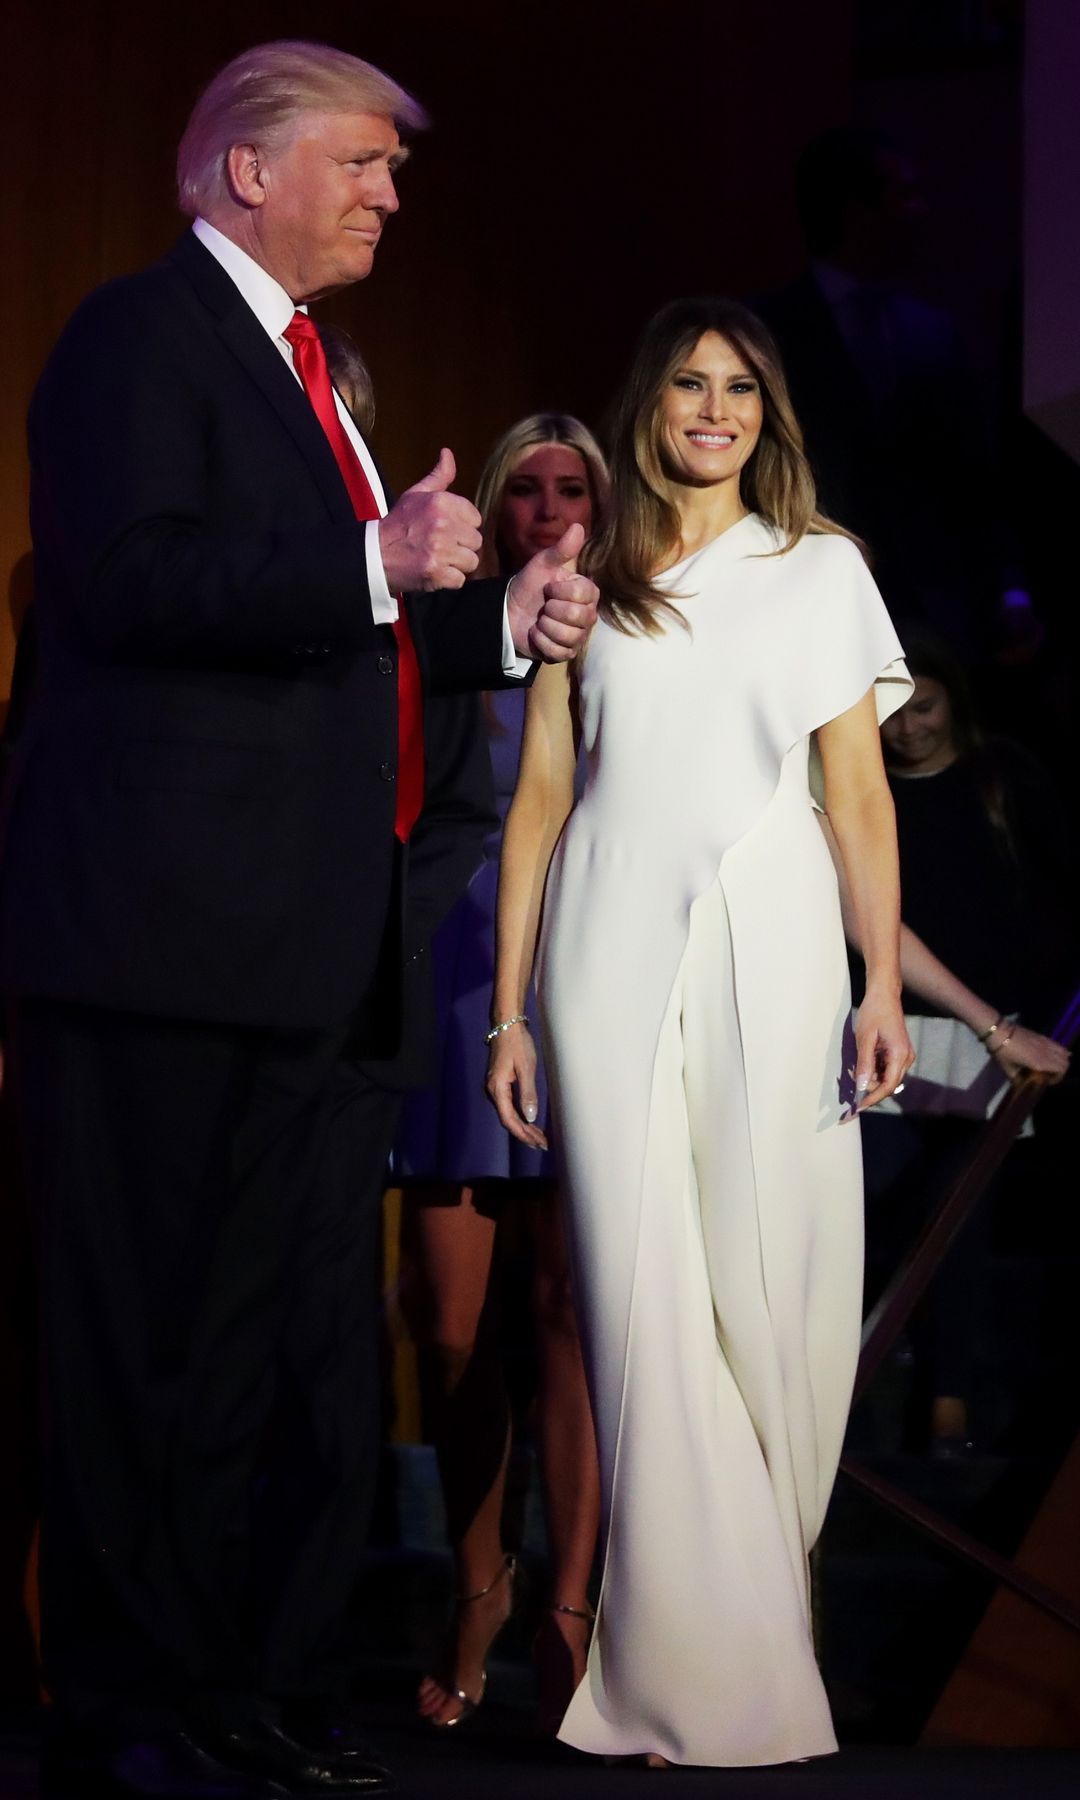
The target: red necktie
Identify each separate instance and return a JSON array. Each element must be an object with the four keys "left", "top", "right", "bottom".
[{"left": 283, "top": 311, "right": 424, "bottom": 842}]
